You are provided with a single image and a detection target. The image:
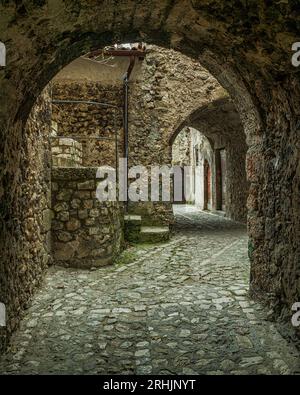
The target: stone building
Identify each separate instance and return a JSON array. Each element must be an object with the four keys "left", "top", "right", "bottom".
[
  {"left": 0, "top": 1, "right": 299, "bottom": 374},
  {"left": 45, "top": 45, "right": 247, "bottom": 268},
  {"left": 172, "top": 127, "right": 220, "bottom": 211}
]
